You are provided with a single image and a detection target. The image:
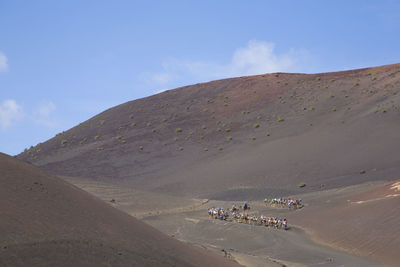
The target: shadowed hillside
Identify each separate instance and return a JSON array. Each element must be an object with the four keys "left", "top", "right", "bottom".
[
  {"left": 18, "top": 63, "right": 400, "bottom": 199},
  {"left": 0, "top": 153, "right": 240, "bottom": 266}
]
